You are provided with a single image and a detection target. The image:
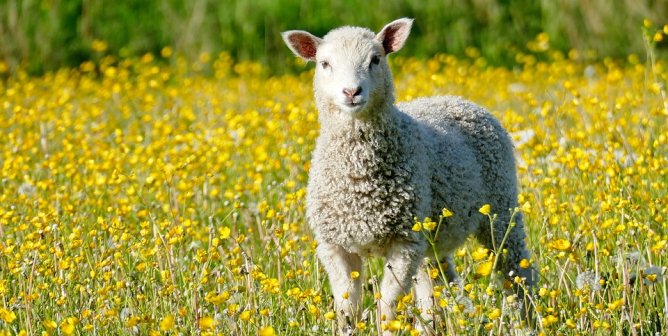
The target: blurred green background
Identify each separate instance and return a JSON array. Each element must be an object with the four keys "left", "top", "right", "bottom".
[{"left": 0, "top": 0, "right": 666, "bottom": 74}]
